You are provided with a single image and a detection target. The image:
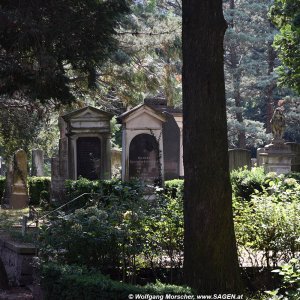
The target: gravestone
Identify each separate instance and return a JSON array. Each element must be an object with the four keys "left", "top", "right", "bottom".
[
  {"left": 31, "top": 149, "right": 44, "bottom": 177},
  {"left": 129, "top": 134, "right": 160, "bottom": 185},
  {"left": 228, "top": 149, "right": 251, "bottom": 172},
  {"left": 10, "top": 150, "right": 29, "bottom": 209}
]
